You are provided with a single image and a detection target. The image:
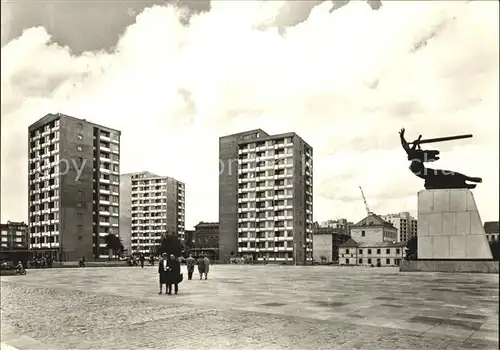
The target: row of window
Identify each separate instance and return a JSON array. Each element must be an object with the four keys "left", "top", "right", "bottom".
[
  {"left": 239, "top": 179, "right": 294, "bottom": 189},
  {"left": 99, "top": 152, "right": 119, "bottom": 162},
  {"left": 239, "top": 168, "right": 293, "bottom": 179},
  {"left": 239, "top": 210, "right": 293, "bottom": 219},
  {"left": 344, "top": 258, "right": 401, "bottom": 265},
  {"left": 0, "top": 230, "right": 26, "bottom": 237},
  {"left": 344, "top": 248, "right": 401, "bottom": 255},
  {"left": 30, "top": 201, "right": 59, "bottom": 212},
  {"left": 239, "top": 137, "right": 293, "bottom": 149},
  {"left": 31, "top": 235, "right": 60, "bottom": 244},
  {"left": 239, "top": 199, "right": 293, "bottom": 208},
  {"left": 30, "top": 189, "right": 59, "bottom": 201},
  {"left": 238, "top": 231, "right": 313, "bottom": 239},
  {"left": 132, "top": 177, "right": 183, "bottom": 185},
  {"left": 132, "top": 225, "right": 172, "bottom": 231},
  {"left": 30, "top": 119, "right": 59, "bottom": 137},
  {"left": 100, "top": 174, "right": 120, "bottom": 183},
  {"left": 99, "top": 184, "right": 119, "bottom": 193},
  {"left": 131, "top": 201, "right": 169, "bottom": 210},
  {"left": 29, "top": 177, "right": 59, "bottom": 191},
  {"left": 238, "top": 220, "right": 294, "bottom": 229}
]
